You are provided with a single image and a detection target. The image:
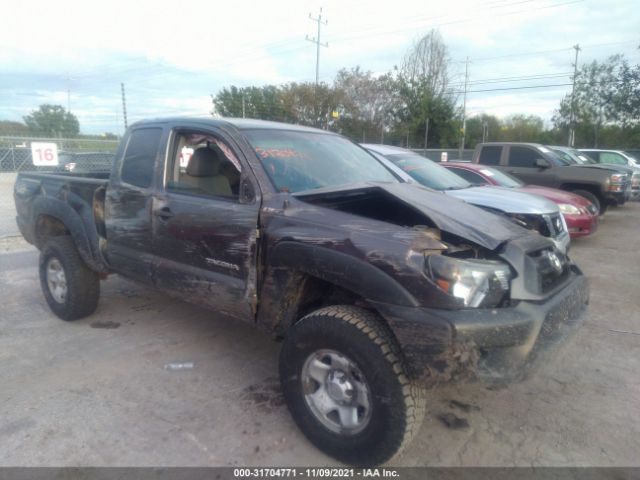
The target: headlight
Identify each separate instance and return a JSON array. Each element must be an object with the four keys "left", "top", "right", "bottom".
[
  {"left": 426, "top": 256, "right": 511, "bottom": 308},
  {"left": 558, "top": 203, "right": 581, "bottom": 215},
  {"left": 610, "top": 173, "right": 626, "bottom": 184}
]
